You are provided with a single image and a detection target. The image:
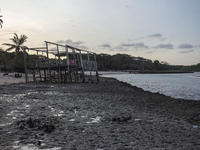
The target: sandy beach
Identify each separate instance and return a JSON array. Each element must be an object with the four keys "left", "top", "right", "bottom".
[
  {"left": 0, "top": 73, "right": 26, "bottom": 85},
  {"left": 0, "top": 76, "right": 200, "bottom": 150}
]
